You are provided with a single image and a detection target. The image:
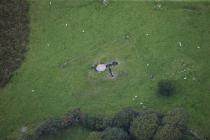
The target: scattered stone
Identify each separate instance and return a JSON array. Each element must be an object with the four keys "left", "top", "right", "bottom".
[
  {"left": 154, "top": 3, "right": 162, "bottom": 9},
  {"left": 82, "top": 30, "right": 85, "bottom": 33},
  {"left": 47, "top": 43, "right": 50, "bottom": 47},
  {"left": 146, "top": 63, "right": 150, "bottom": 66},
  {"left": 197, "top": 46, "right": 200, "bottom": 49},
  {"left": 157, "top": 3, "right": 162, "bottom": 8},
  {"left": 184, "top": 77, "right": 187, "bottom": 80},
  {"left": 61, "top": 62, "right": 68, "bottom": 68},
  {"left": 65, "top": 23, "right": 68, "bottom": 27},
  {"left": 102, "top": 0, "right": 109, "bottom": 6},
  {"left": 20, "top": 126, "right": 28, "bottom": 133},
  {"left": 125, "top": 34, "right": 130, "bottom": 39},
  {"left": 132, "top": 98, "right": 135, "bottom": 101},
  {"left": 32, "top": 89, "right": 35, "bottom": 92},
  {"left": 192, "top": 77, "right": 196, "bottom": 81},
  {"left": 49, "top": 1, "right": 52, "bottom": 5},
  {"left": 178, "top": 41, "right": 182, "bottom": 47},
  {"left": 135, "top": 96, "right": 138, "bottom": 98},
  {"left": 140, "top": 102, "right": 143, "bottom": 105},
  {"left": 149, "top": 74, "right": 154, "bottom": 80},
  {"left": 145, "top": 33, "right": 150, "bottom": 36}
]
